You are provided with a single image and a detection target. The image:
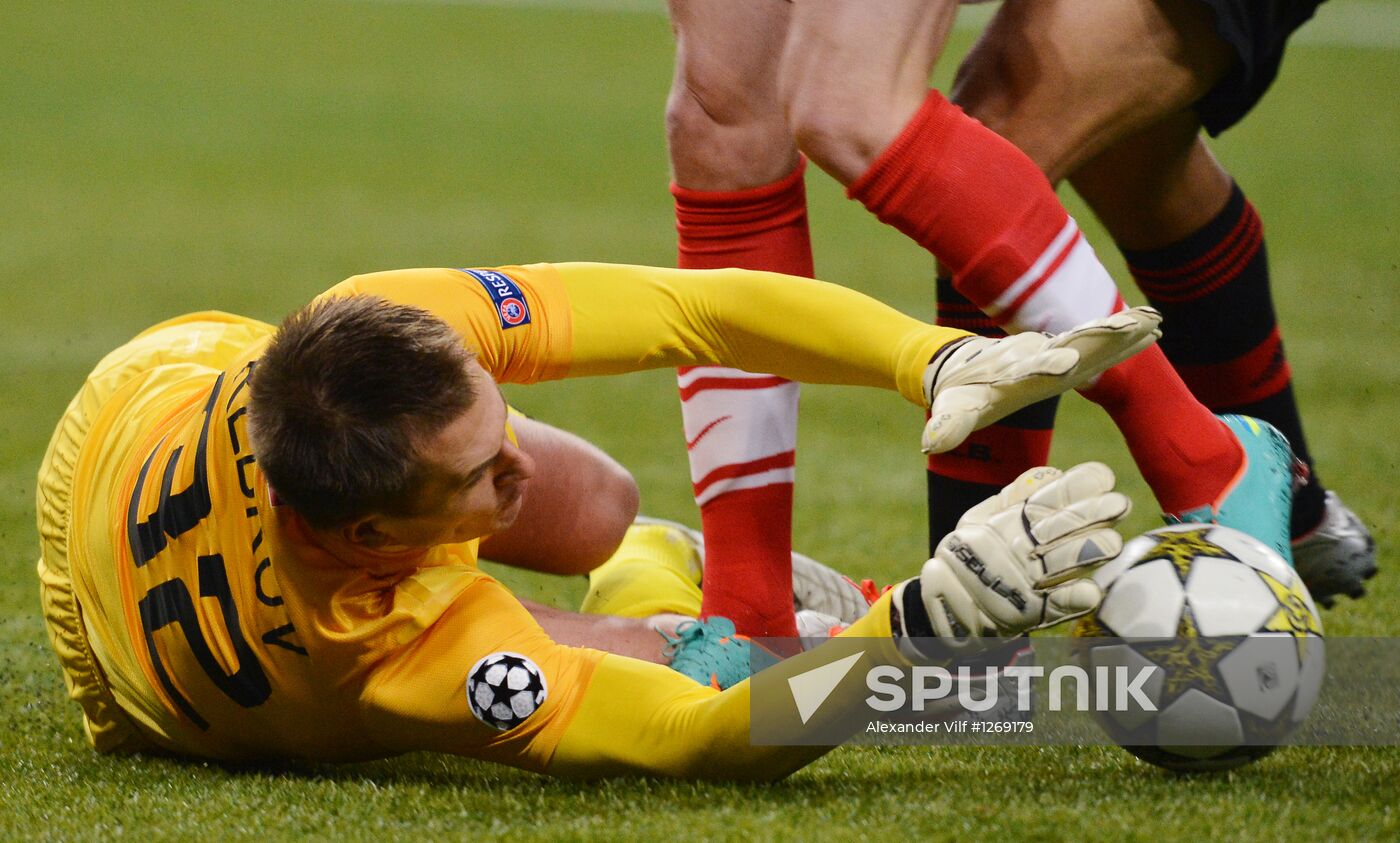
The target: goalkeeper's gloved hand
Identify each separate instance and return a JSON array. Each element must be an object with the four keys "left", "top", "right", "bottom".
[
  {"left": 891, "top": 463, "right": 1130, "bottom": 646},
  {"left": 921, "top": 308, "right": 1161, "bottom": 454}
]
